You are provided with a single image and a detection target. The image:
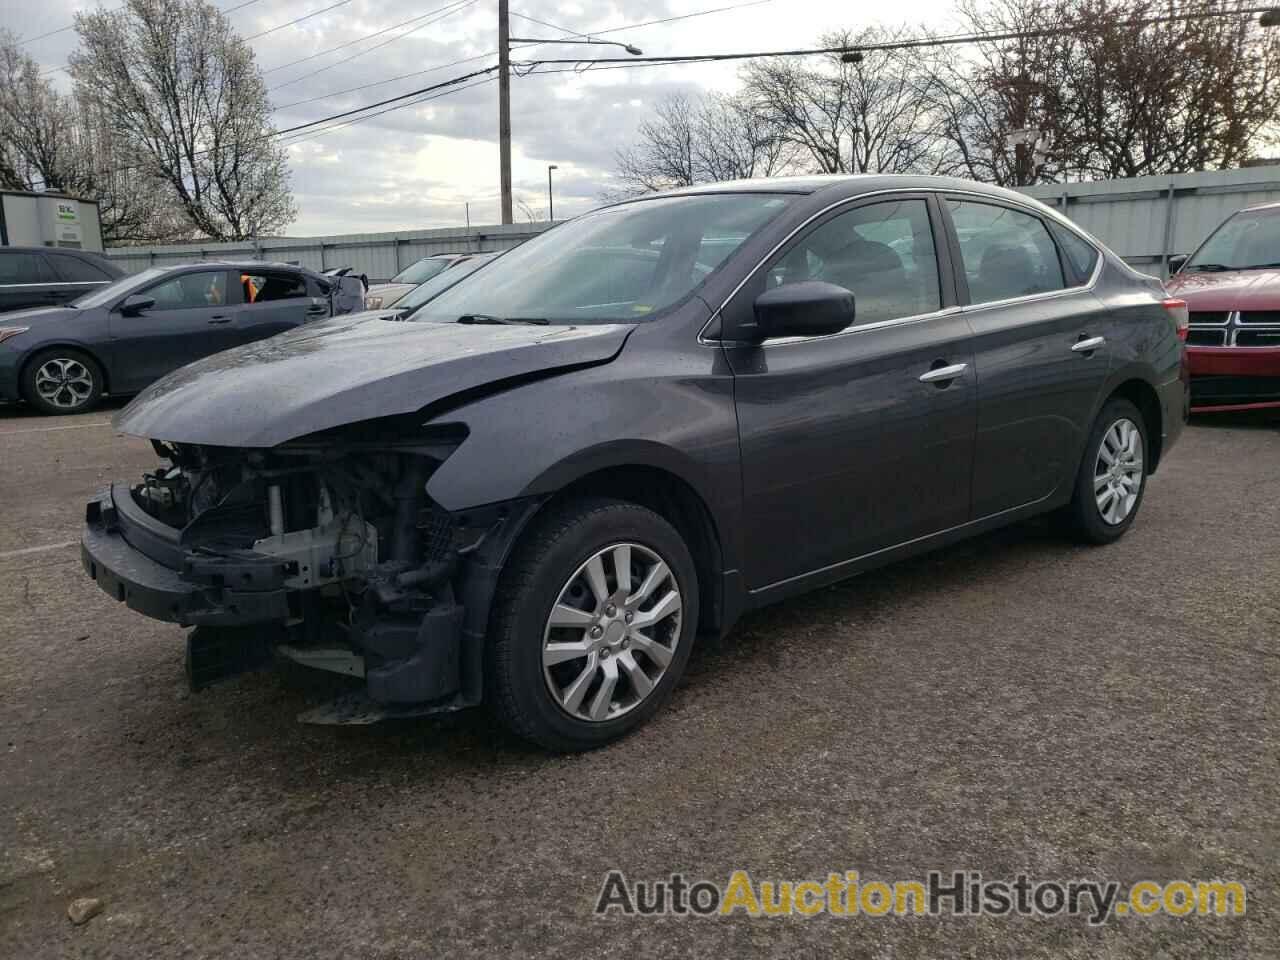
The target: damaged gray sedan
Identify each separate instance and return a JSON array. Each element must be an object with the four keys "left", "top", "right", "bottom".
[{"left": 81, "top": 177, "right": 1187, "bottom": 751}]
